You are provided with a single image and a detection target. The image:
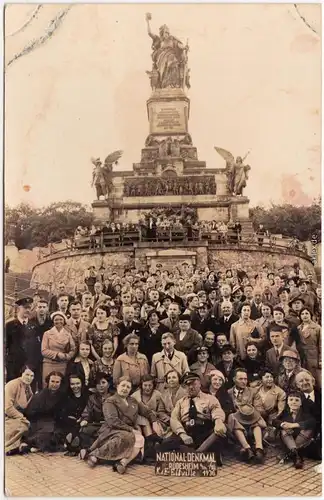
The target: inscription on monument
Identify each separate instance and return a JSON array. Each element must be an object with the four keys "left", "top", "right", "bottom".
[
  {"left": 157, "top": 107, "right": 181, "bottom": 130},
  {"left": 149, "top": 101, "right": 187, "bottom": 134}
]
